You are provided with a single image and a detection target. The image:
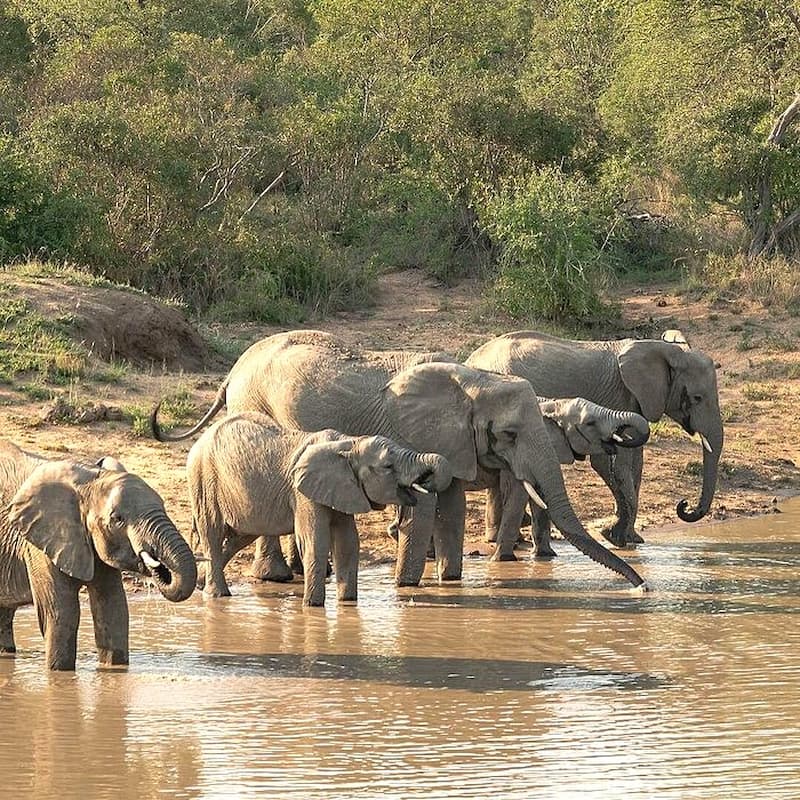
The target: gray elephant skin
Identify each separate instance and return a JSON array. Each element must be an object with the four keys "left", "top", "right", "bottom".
[
  {"left": 187, "top": 413, "right": 452, "bottom": 604},
  {"left": 0, "top": 440, "right": 197, "bottom": 671},
  {"left": 466, "top": 330, "right": 723, "bottom": 547},
  {"left": 152, "top": 330, "right": 646, "bottom": 590},
  {"left": 475, "top": 396, "right": 650, "bottom": 560}
]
